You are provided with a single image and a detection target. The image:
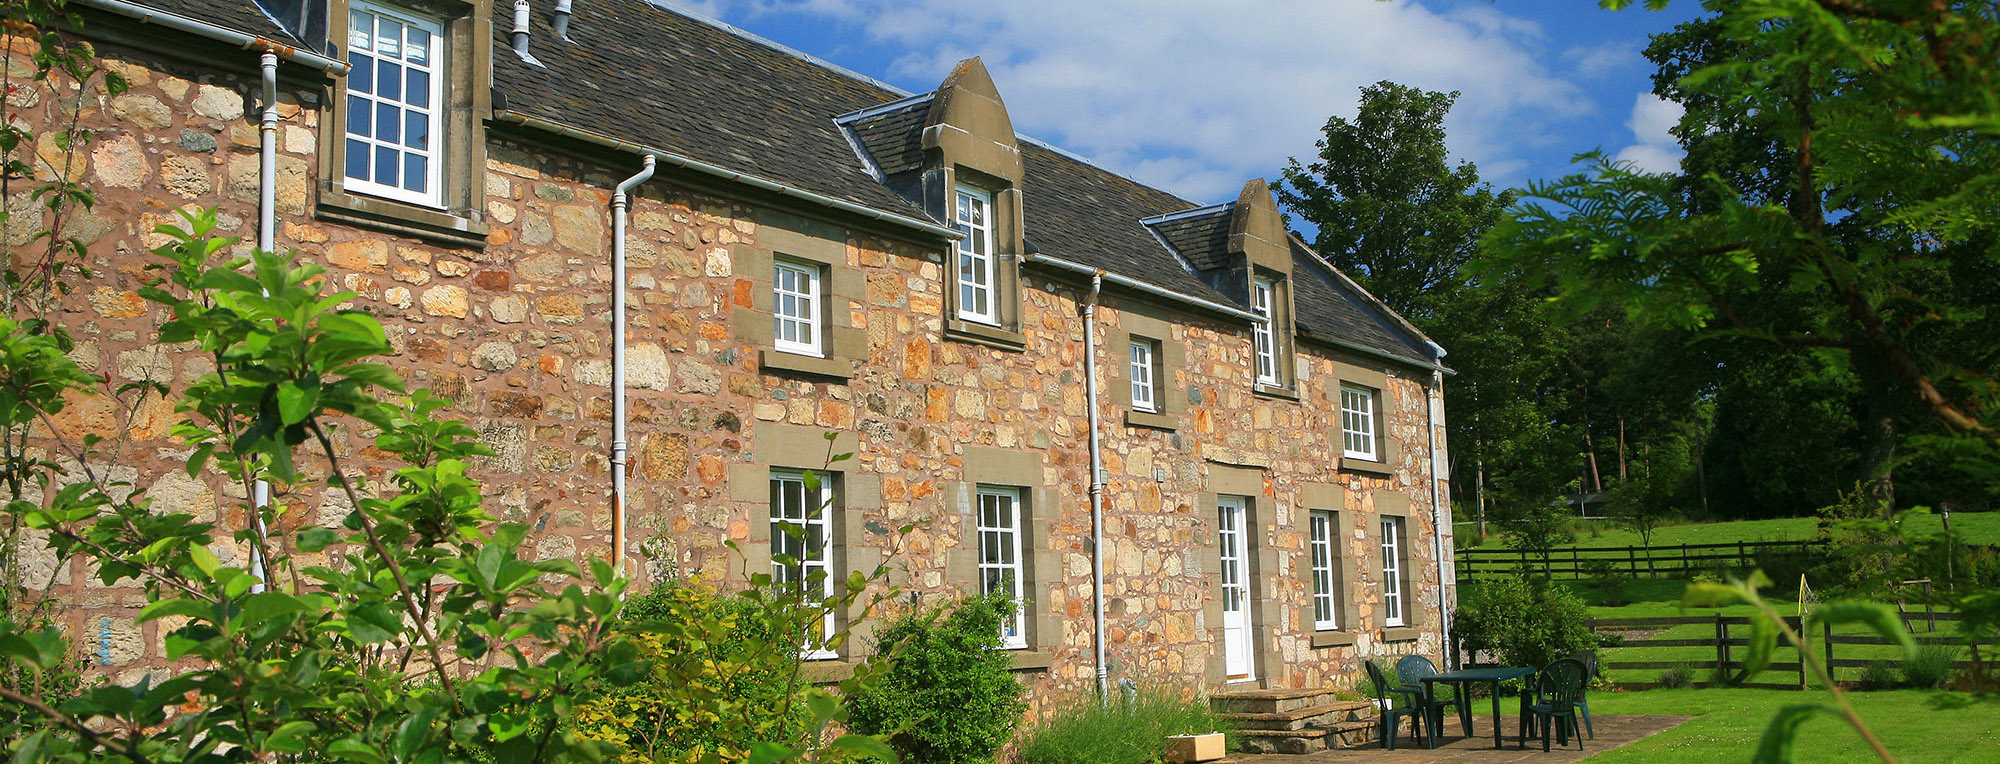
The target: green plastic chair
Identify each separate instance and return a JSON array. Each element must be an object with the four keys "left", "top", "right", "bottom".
[
  {"left": 1568, "top": 649, "right": 1598, "bottom": 739},
  {"left": 1396, "top": 655, "right": 1469, "bottom": 745},
  {"left": 1527, "top": 658, "right": 1589, "bottom": 752},
  {"left": 1365, "top": 660, "right": 1426, "bottom": 750}
]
